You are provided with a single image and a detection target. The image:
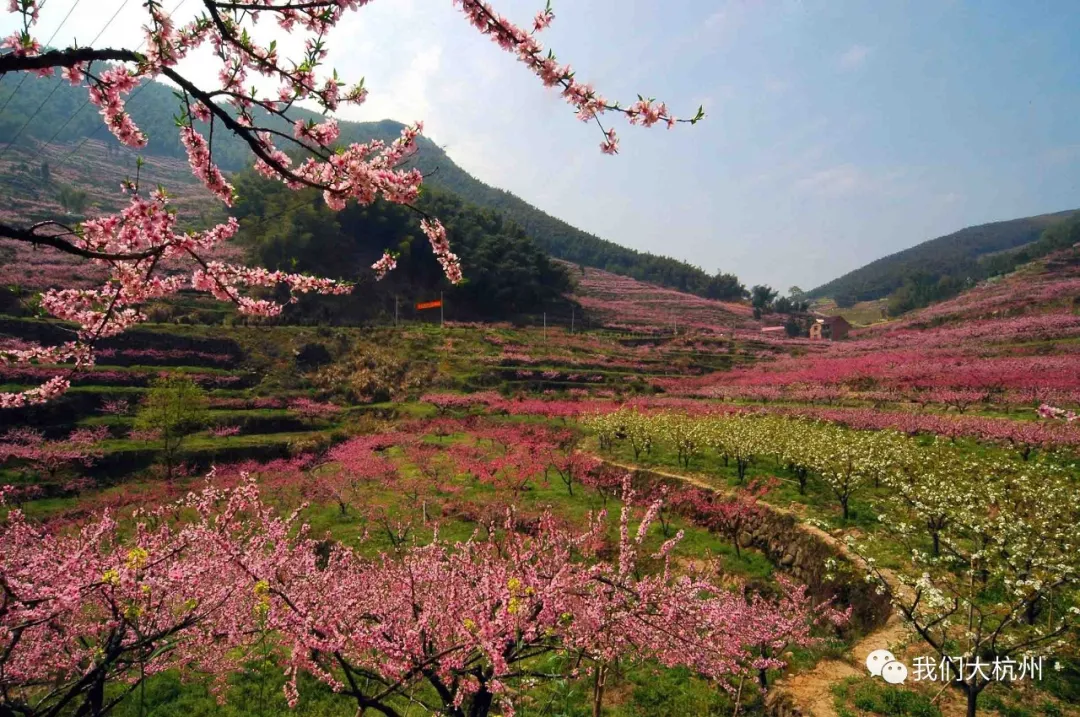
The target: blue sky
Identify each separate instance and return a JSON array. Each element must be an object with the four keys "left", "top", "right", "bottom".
[{"left": 7, "top": 0, "right": 1080, "bottom": 290}]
